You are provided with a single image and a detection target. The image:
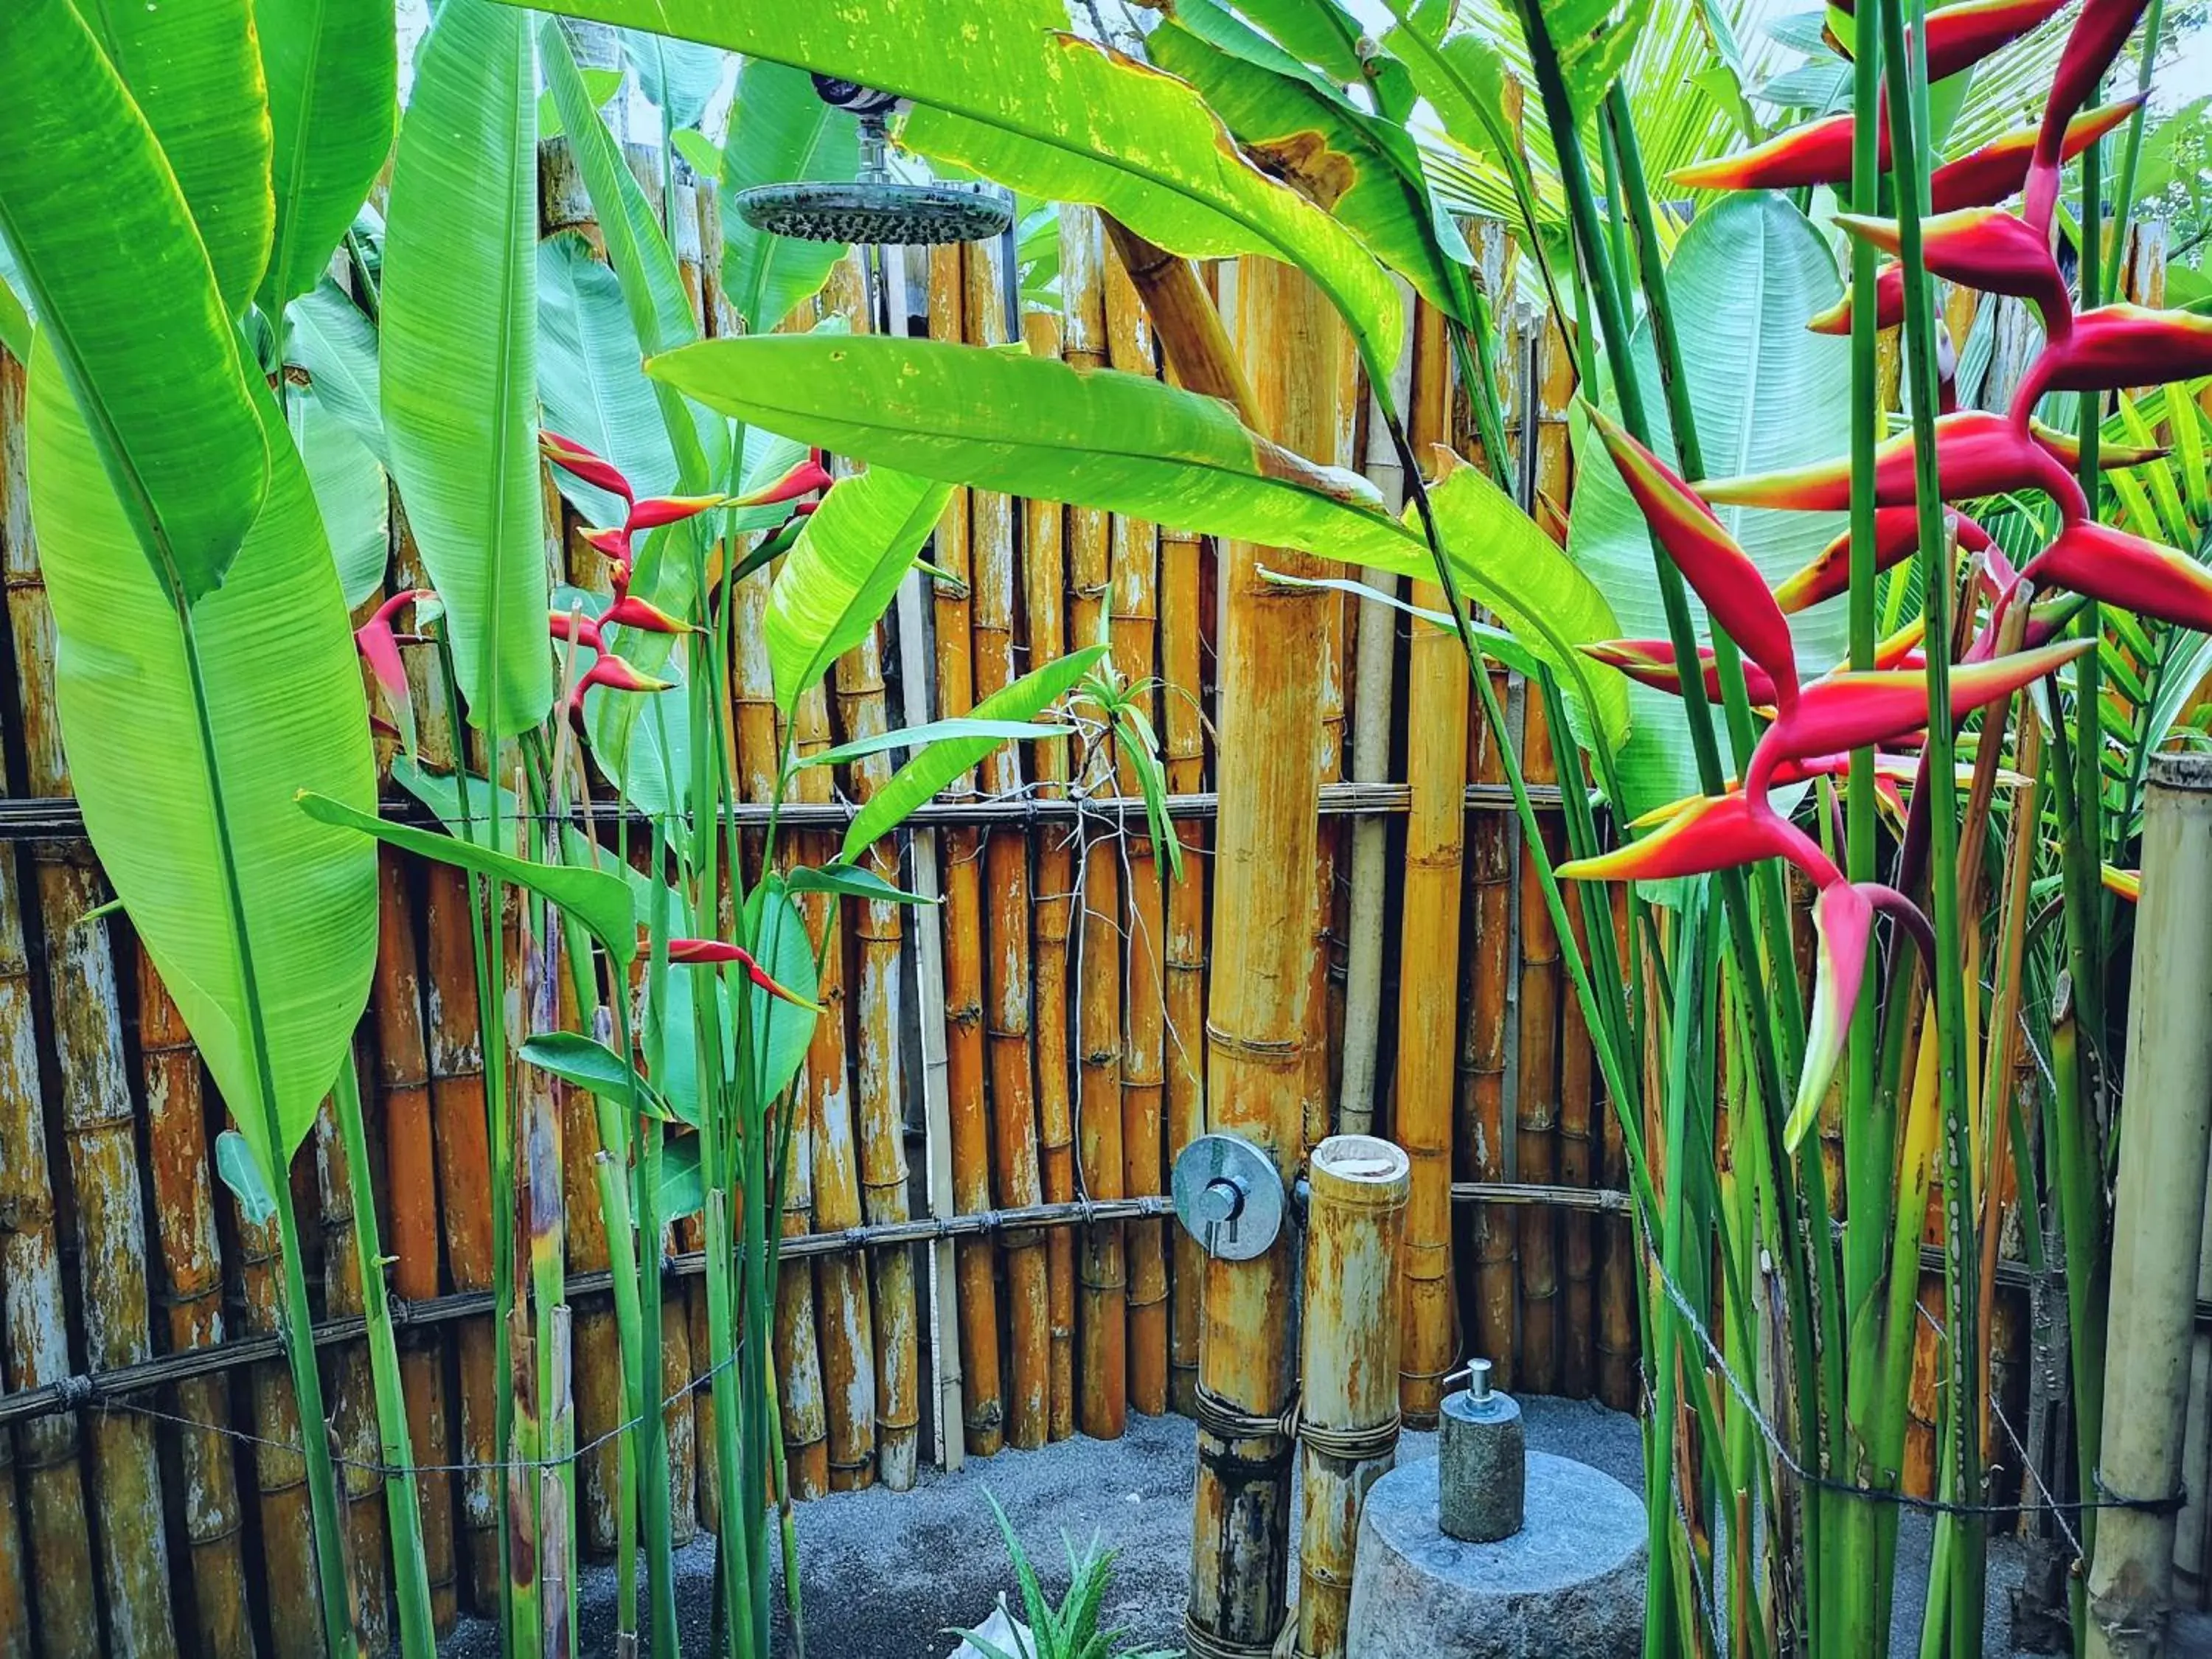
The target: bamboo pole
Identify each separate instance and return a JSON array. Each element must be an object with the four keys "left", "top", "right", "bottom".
[
  {"left": 927, "top": 239, "right": 1006, "bottom": 1458},
  {"left": 1159, "top": 512, "right": 1208, "bottom": 1421},
  {"left": 1018, "top": 308, "right": 1082, "bottom": 1442},
  {"left": 2086, "top": 751, "right": 2212, "bottom": 1658},
  {"left": 793, "top": 681, "right": 878, "bottom": 1489},
  {"left": 1305, "top": 324, "right": 1354, "bottom": 1153},
  {"left": 1296, "top": 1135, "right": 1409, "bottom": 1659},
  {"left": 1393, "top": 297, "right": 1464, "bottom": 1428},
  {"left": 1558, "top": 879, "right": 1598, "bottom": 1403},
  {"left": 1514, "top": 692, "right": 1563, "bottom": 1397},
  {"left": 1063, "top": 207, "right": 1127, "bottom": 1444},
  {"left": 1186, "top": 255, "right": 1335, "bottom": 1658},
  {"left": 1458, "top": 655, "right": 1517, "bottom": 1389},
  {"left": 1103, "top": 245, "right": 1170, "bottom": 1421}
]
